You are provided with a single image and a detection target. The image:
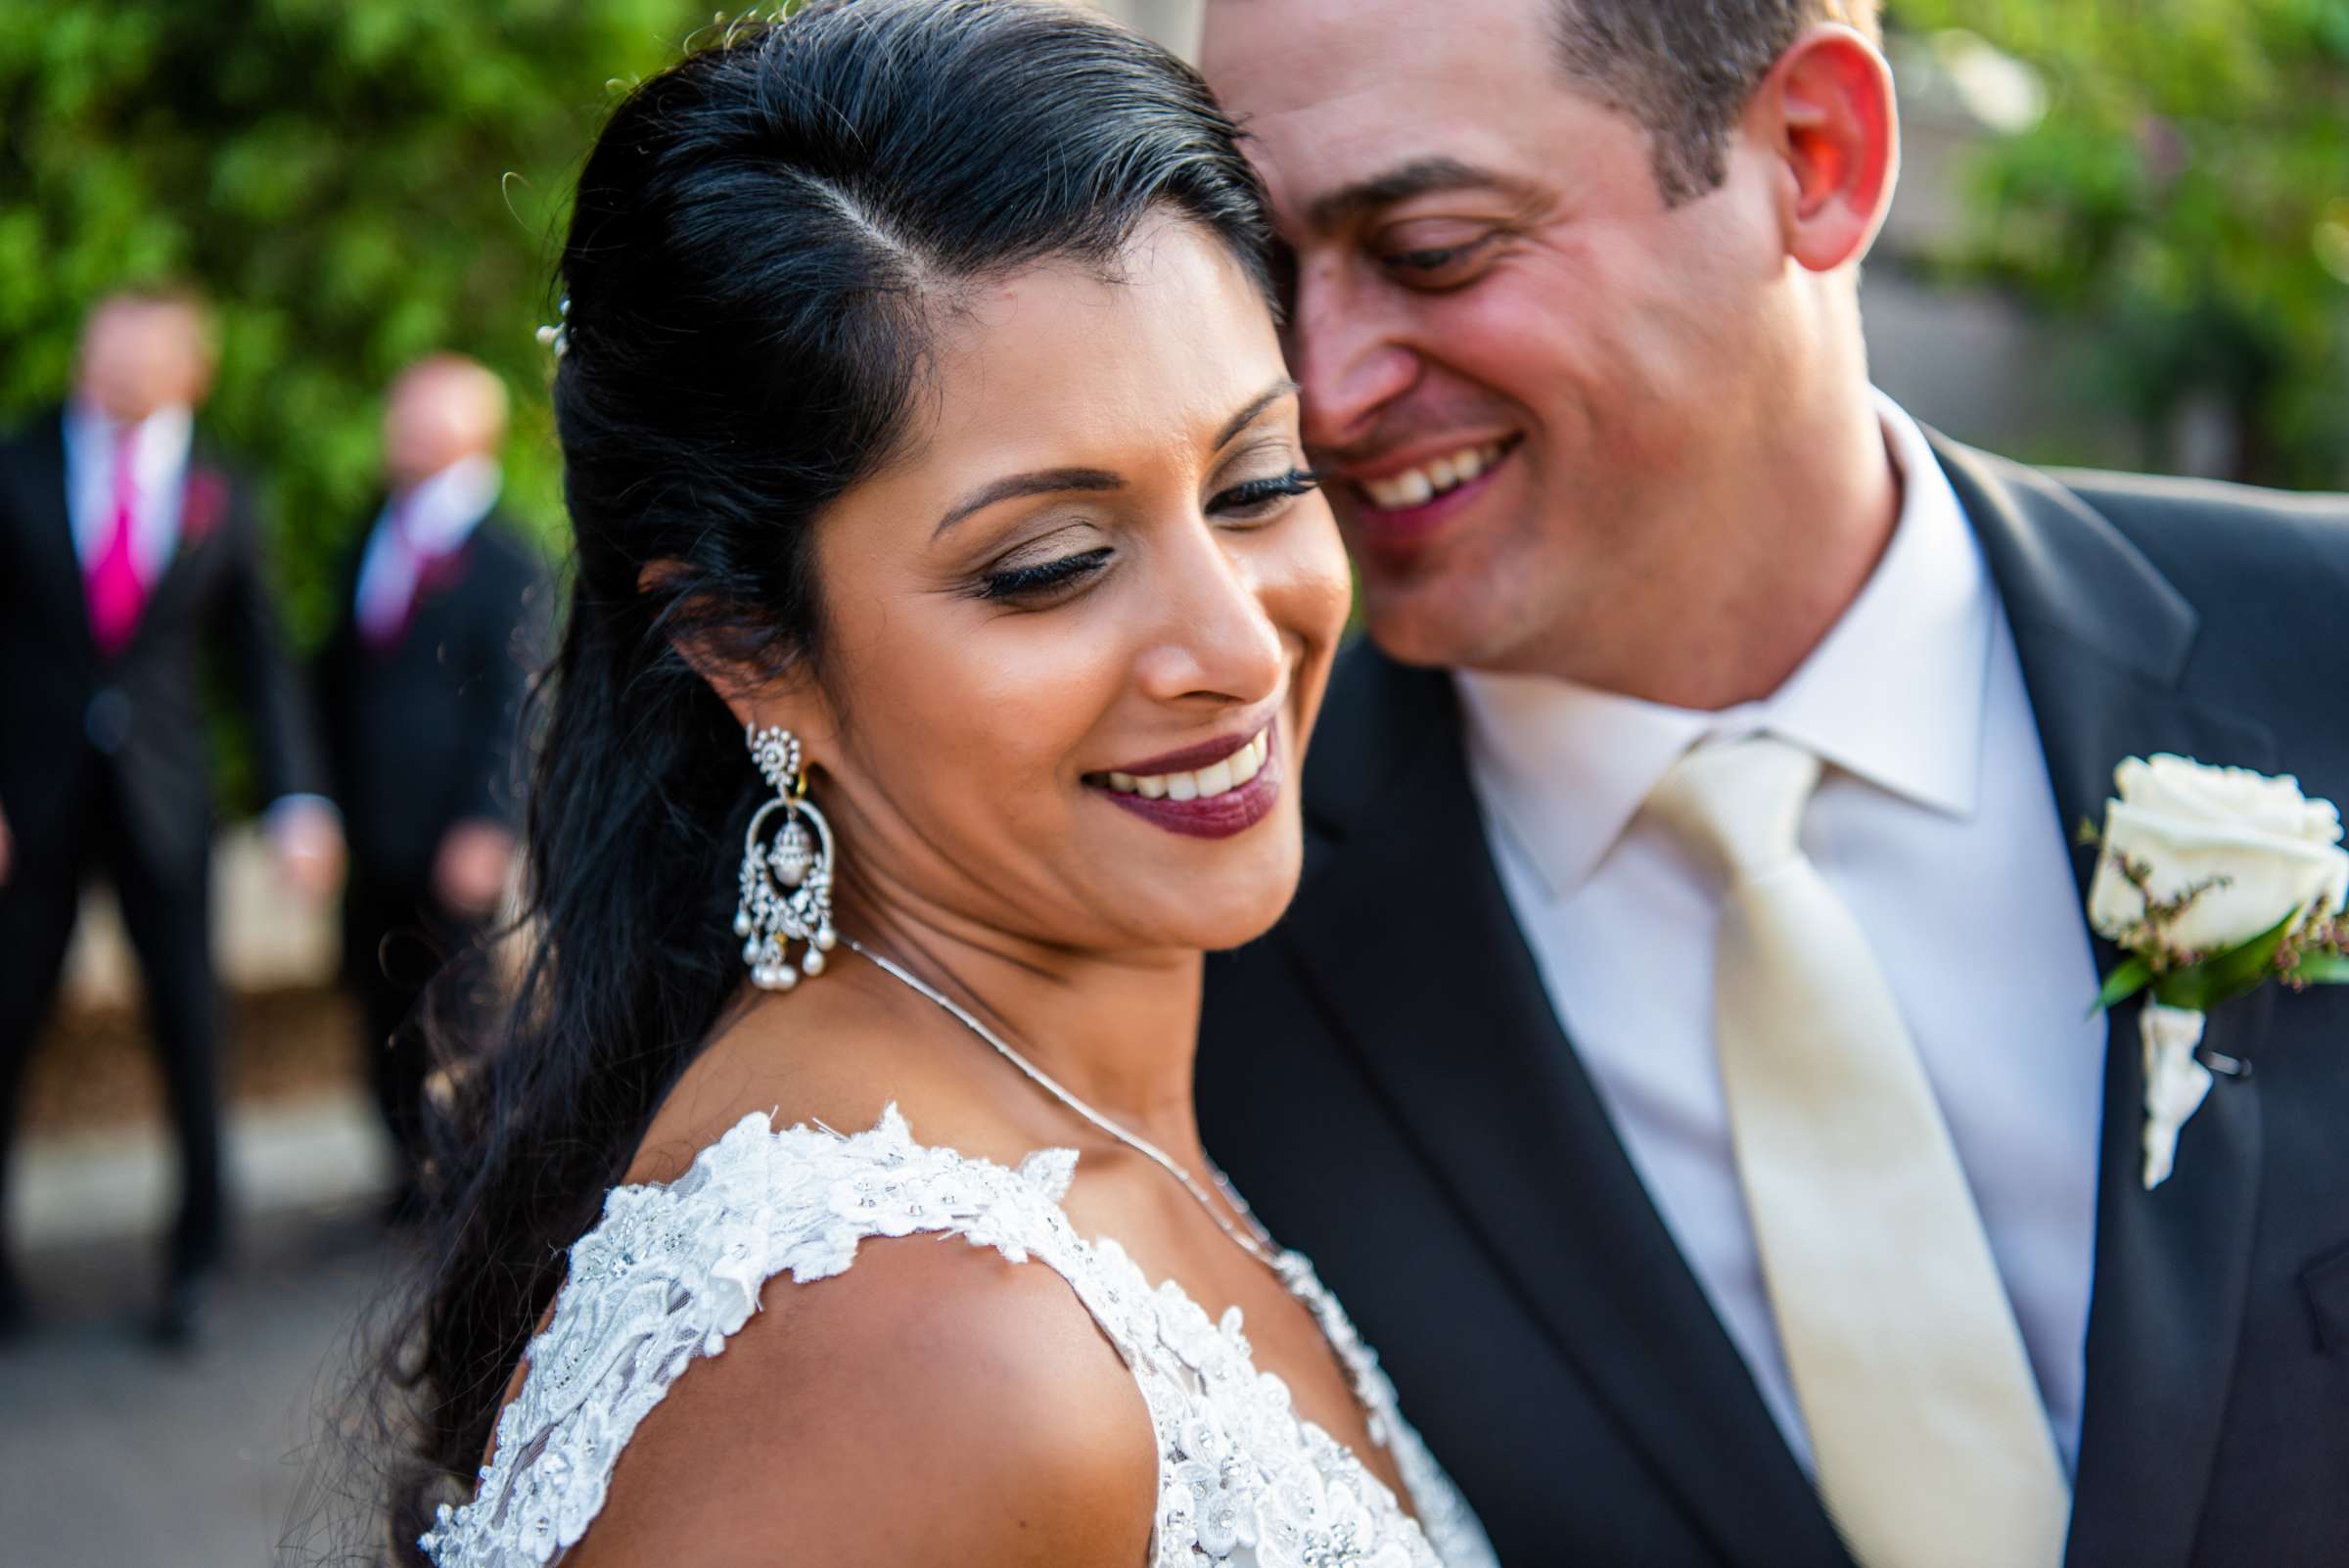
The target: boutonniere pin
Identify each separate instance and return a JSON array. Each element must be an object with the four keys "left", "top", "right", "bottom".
[
  {"left": 180, "top": 466, "right": 229, "bottom": 547},
  {"left": 415, "top": 540, "right": 472, "bottom": 599},
  {"left": 2084, "top": 755, "right": 2349, "bottom": 1189}
]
